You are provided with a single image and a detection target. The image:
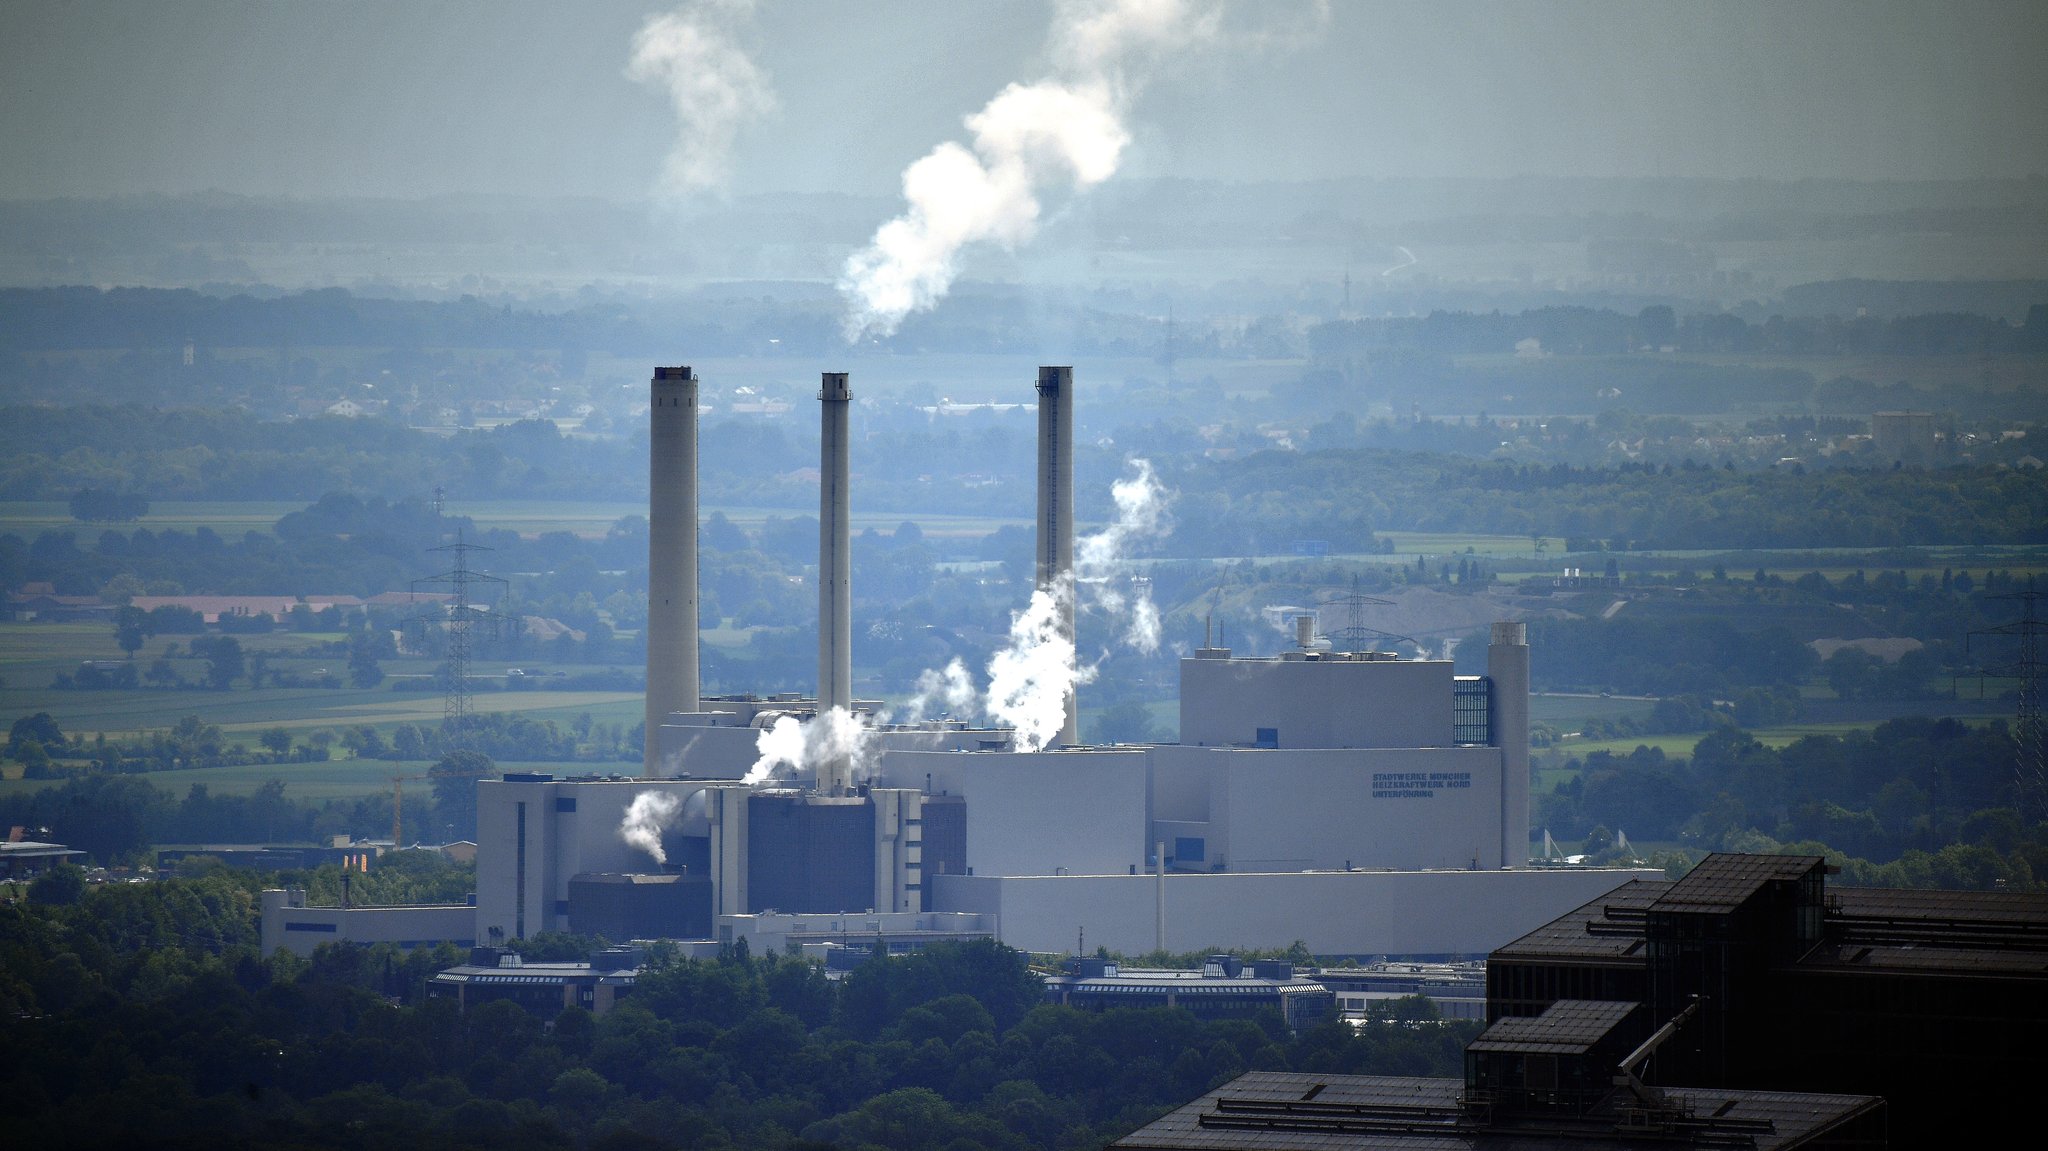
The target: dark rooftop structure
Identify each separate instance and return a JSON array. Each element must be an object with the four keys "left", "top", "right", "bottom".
[
  {"left": 0, "top": 837, "right": 85, "bottom": 880},
  {"left": 427, "top": 947, "right": 643, "bottom": 1016},
  {"left": 1114, "top": 852, "right": 2048, "bottom": 1148},
  {"left": 1487, "top": 852, "right": 2048, "bottom": 1145},
  {"left": 1044, "top": 956, "right": 1335, "bottom": 1031},
  {"left": 1110, "top": 1070, "right": 1885, "bottom": 1150}
]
